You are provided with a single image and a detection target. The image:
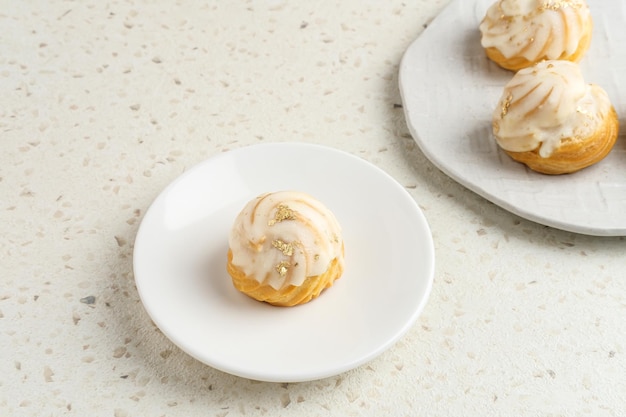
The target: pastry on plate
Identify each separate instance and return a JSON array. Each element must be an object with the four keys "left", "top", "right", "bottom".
[
  {"left": 479, "top": 0, "right": 593, "bottom": 71},
  {"left": 227, "top": 191, "right": 345, "bottom": 307},
  {"left": 492, "top": 60, "right": 618, "bottom": 175}
]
